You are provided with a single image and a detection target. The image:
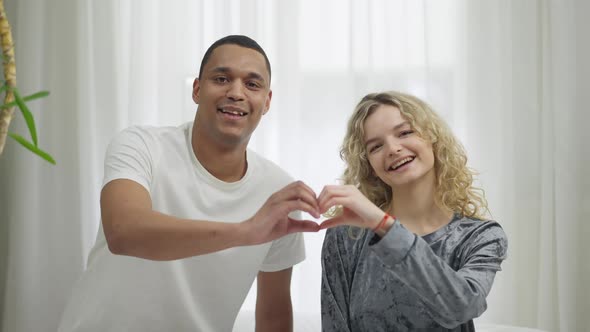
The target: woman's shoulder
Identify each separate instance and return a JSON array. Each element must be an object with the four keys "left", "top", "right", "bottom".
[
  {"left": 456, "top": 215, "right": 507, "bottom": 240},
  {"left": 454, "top": 215, "right": 509, "bottom": 259}
]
